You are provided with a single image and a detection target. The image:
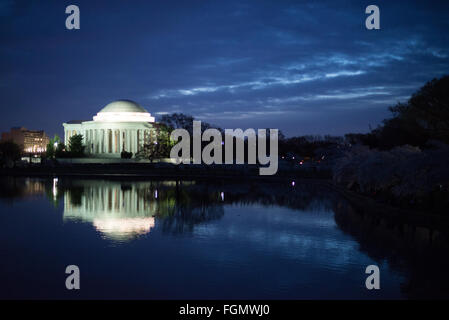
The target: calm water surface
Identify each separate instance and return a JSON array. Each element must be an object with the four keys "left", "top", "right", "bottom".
[{"left": 0, "top": 177, "right": 448, "bottom": 299}]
